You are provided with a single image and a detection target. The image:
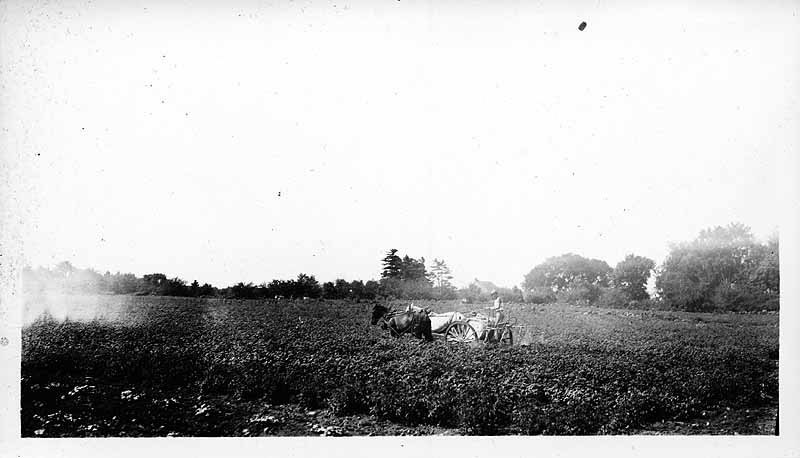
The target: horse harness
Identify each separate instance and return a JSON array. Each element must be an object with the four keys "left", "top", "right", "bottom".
[{"left": 378, "top": 308, "right": 421, "bottom": 336}]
